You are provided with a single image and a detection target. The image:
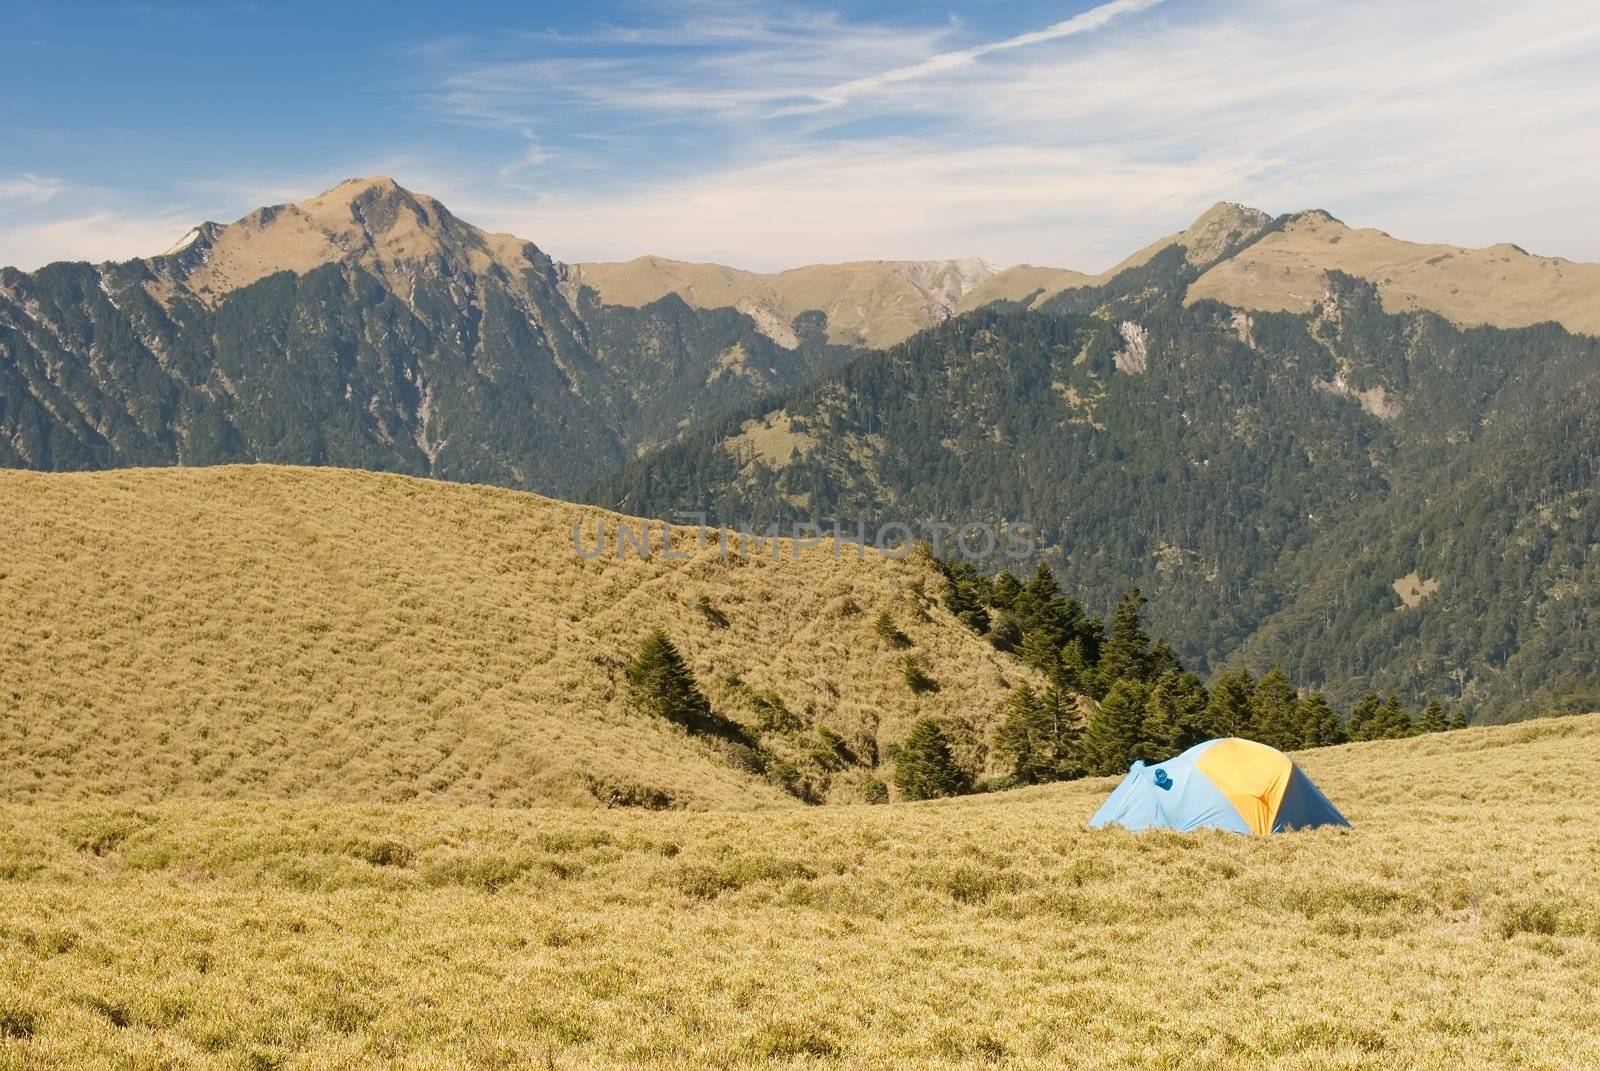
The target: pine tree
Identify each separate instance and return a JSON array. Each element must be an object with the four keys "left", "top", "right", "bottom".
[
  {"left": 1250, "top": 667, "right": 1300, "bottom": 750},
  {"left": 1080, "top": 679, "right": 1149, "bottom": 776},
  {"left": 900, "top": 654, "right": 939, "bottom": 694},
  {"left": 894, "top": 719, "right": 971, "bottom": 800},
  {"left": 987, "top": 611, "right": 1022, "bottom": 653},
  {"left": 1038, "top": 677, "right": 1084, "bottom": 780},
  {"left": 1295, "top": 692, "right": 1346, "bottom": 748},
  {"left": 626, "top": 628, "right": 713, "bottom": 731},
  {"left": 1013, "top": 563, "right": 1093, "bottom": 663},
  {"left": 1147, "top": 640, "right": 1184, "bottom": 680},
  {"left": 1372, "top": 694, "right": 1414, "bottom": 739},
  {"left": 1164, "top": 670, "right": 1212, "bottom": 750},
  {"left": 1019, "top": 628, "right": 1062, "bottom": 673},
  {"left": 994, "top": 685, "right": 1053, "bottom": 784},
  {"left": 1136, "top": 674, "right": 1186, "bottom": 760},
  {"left": 995, "top": 679, "right": 1083, "bottom": 784},
  {"left": 1417, "top": 699, "right": 1447, "bottom": 733},
  {"left": 1097, "top": 588, "right": 1153, "bottom": 685},
  {"left": 1203, "top": 670, "right": 1255, "bottom": 738},
  {"left": 990, "top": 570, "right": 1023, "bottom": 611},
  {"left": 1057, "top": 638, "right": 1091, "bottom": 693},
  {"left": 1447, "top": 708, "right": 1470, "bottom": 731},
  {"left": 1346, "top": 692, "right": 1382, "bottom": 741},
  {"left": 942, "top": 561, "right": 991, "bottom": 633}
]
